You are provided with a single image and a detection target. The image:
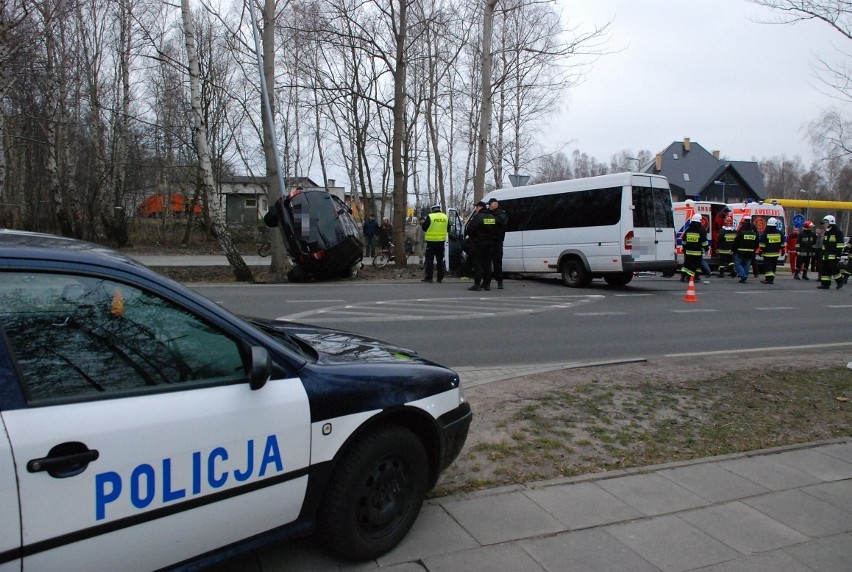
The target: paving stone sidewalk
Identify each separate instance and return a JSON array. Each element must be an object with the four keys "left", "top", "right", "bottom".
[{"left": 219, "top": 438, "right": 852, "bottom": 572}]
